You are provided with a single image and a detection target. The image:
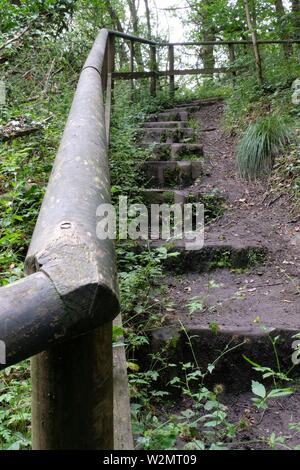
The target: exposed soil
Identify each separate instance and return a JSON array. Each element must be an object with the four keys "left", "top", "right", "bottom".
[
  {"left": 181, "top": 101, "right": 300, "bottom": 268},
  {"left": 222, "top": 391, "right": 300, "bottom": 450},
  {"left": 138, "top": 98, "right": 300, "bottom": 450},
  {"left": 162, "top": 100, "right": 300, "bottom": 332},
  {"left": 166, "top": 266, "right": 300, "bottom": 330},
  {"left": 157, "top": 392, "right": 300, "bottom": 450}
]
